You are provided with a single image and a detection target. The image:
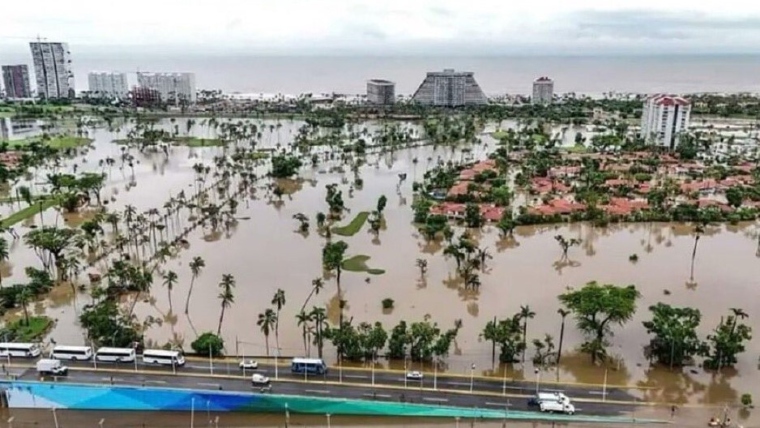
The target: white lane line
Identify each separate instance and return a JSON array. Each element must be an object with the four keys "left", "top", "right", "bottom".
[
  {"left": 588, "top": 391, "right": 605, "bottom": 395},
  {"left": 362, "top": 393, "right": 392, "bottom": 398},
  {"left": 304, "top": 389, "right": 330, "bottom": 394},
  {"left": 422, "top": 397, "right": 448, "bottom": 403},
  {"left": 144, "top": 380, "right": 167, "bottom": 384},
  {"left": 447, "top": 381, "right": 471, "bottom": 386},
  {"left": 100, "top": 377, "right": 123, "bottom": 382},
  {"left": 485, "top": 402, "right": 512, "bottom": 407},
  {"left": 344, "top": 375, "right": 368, "bottom": 379},
  {"left": 197, "top": 383, "right": 220, "bottom": 388}
]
